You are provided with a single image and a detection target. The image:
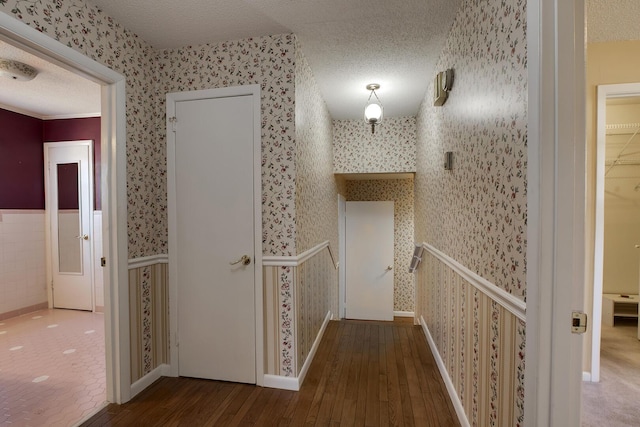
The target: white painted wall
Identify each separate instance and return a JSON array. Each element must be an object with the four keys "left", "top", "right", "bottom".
[
  {"left": 0, "top": 210, "right": 47, "bottom": 315},
  {"left": 0, "top": 209, "right": 103, "bottom": 316}
]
